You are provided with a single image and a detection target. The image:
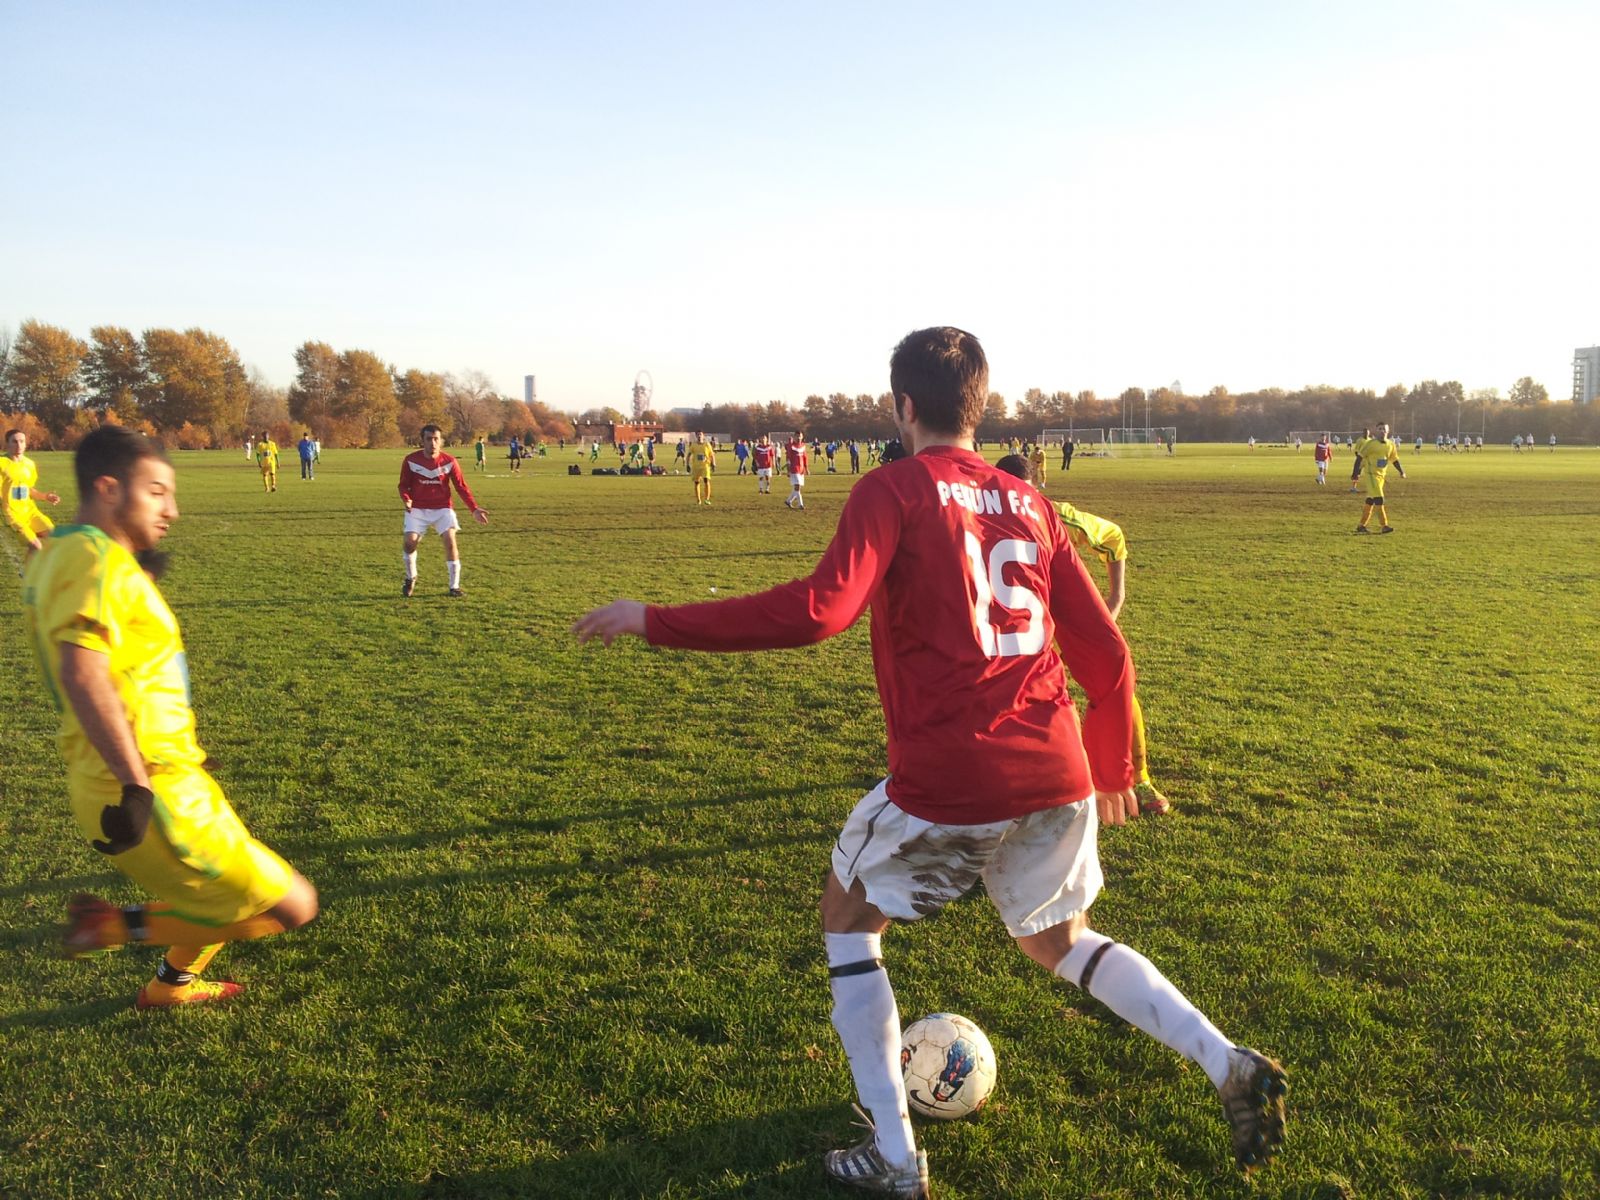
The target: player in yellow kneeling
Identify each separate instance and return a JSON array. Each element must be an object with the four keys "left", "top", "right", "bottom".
[
  {"left": 998, "top": 454, "right": 1170, "bottom": 815},
  {"left": 23, "top": 427, "right": 317, "bottom": 1008},
  {"left": 687, "top": 431, "right": 716, "bottom": 504}
]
